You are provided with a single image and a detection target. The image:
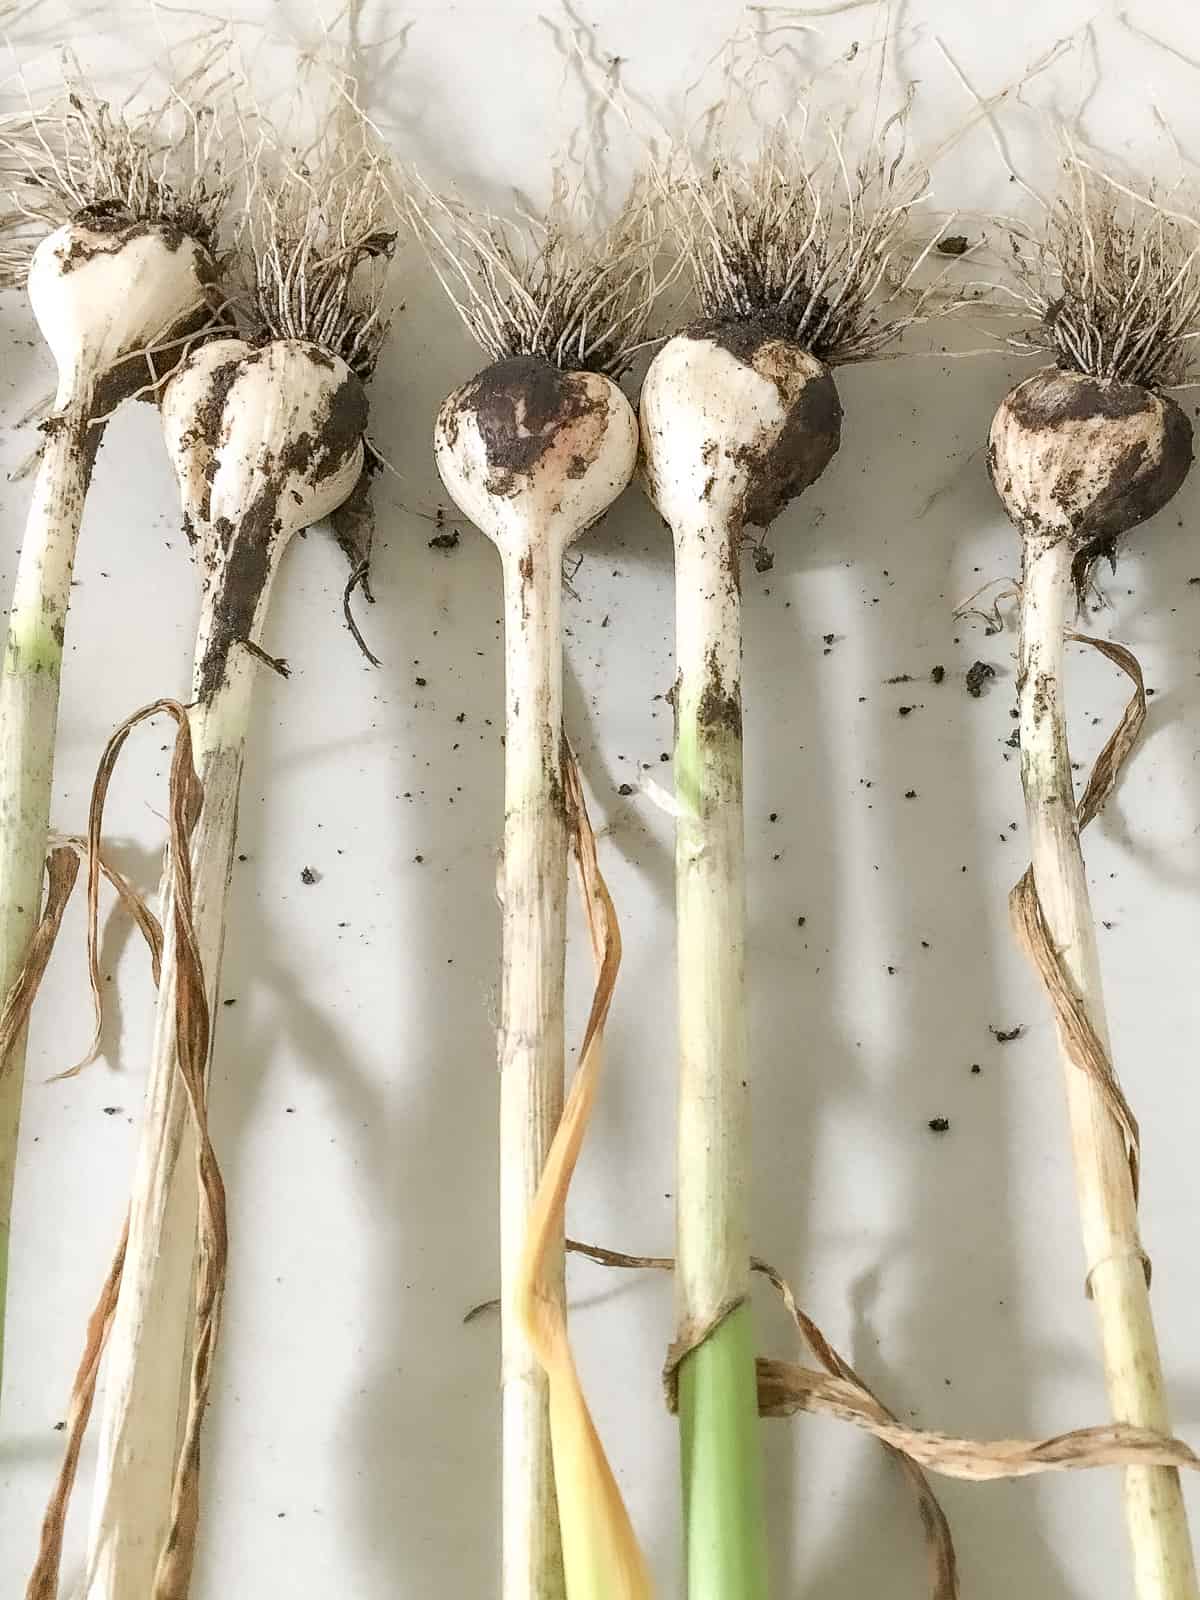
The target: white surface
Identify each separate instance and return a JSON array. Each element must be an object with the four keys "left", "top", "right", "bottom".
[{"left": 3, "top": 3, "right": 1200, "bottom": 1596}]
